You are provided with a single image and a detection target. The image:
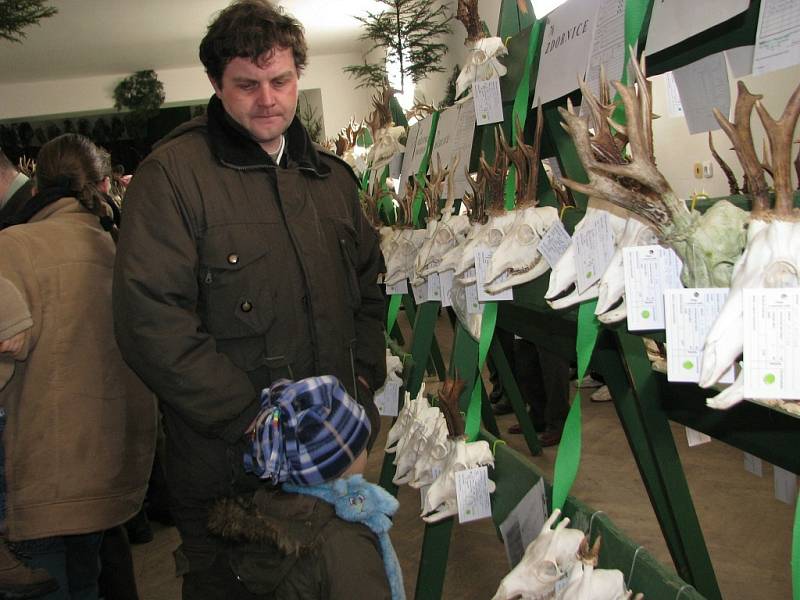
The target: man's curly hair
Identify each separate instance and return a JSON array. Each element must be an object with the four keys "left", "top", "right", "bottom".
[{"left": 199, "top": 0, "right": 308, "bottom": 85}]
